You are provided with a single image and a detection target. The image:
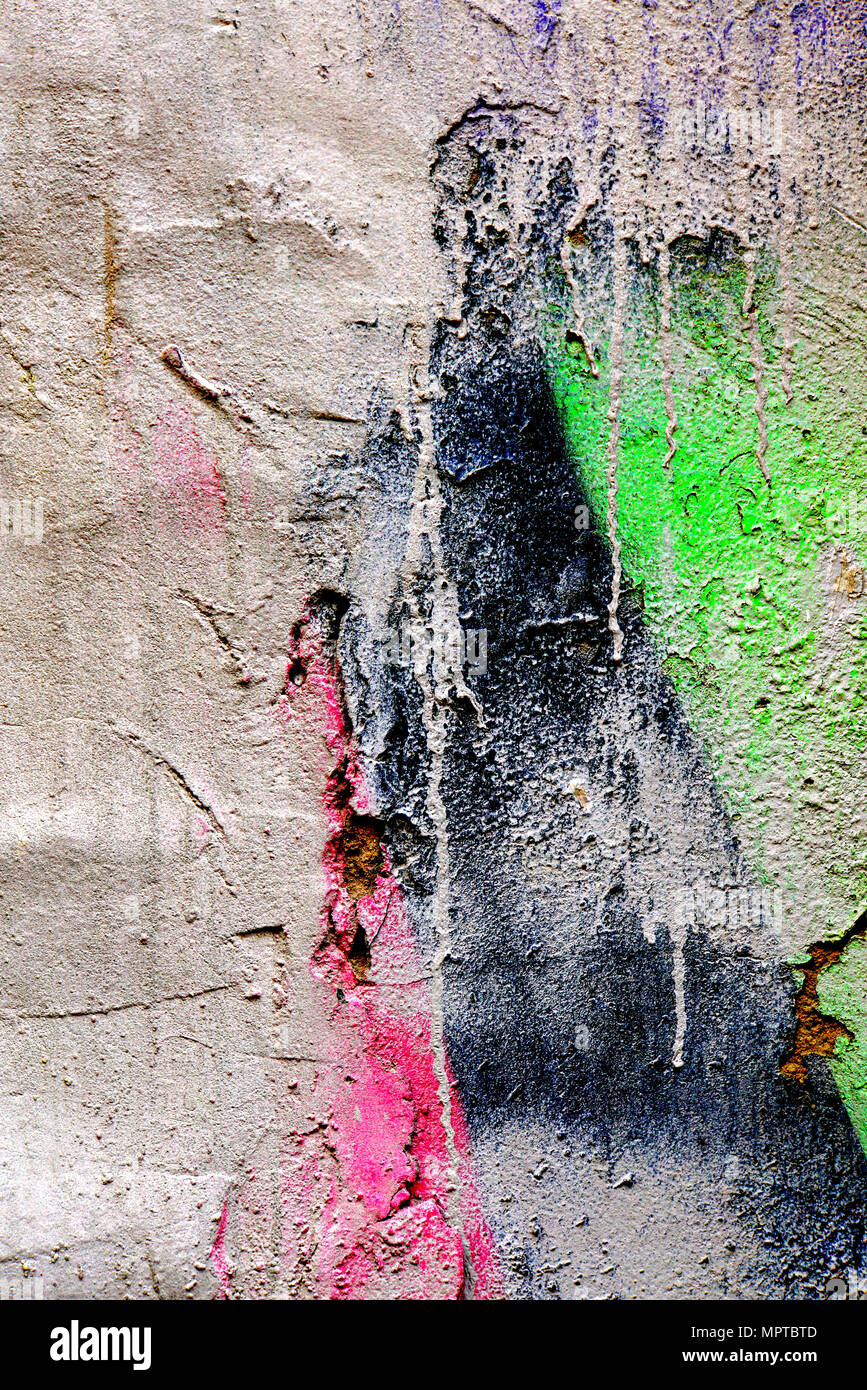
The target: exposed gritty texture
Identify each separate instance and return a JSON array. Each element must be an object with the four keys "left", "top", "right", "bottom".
[
  {"left": 347, "top": 339, "right": 867, "bottom": 1298},
  {"left": 2, "top": 0, "right": 867, "bottom": 1301}
]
